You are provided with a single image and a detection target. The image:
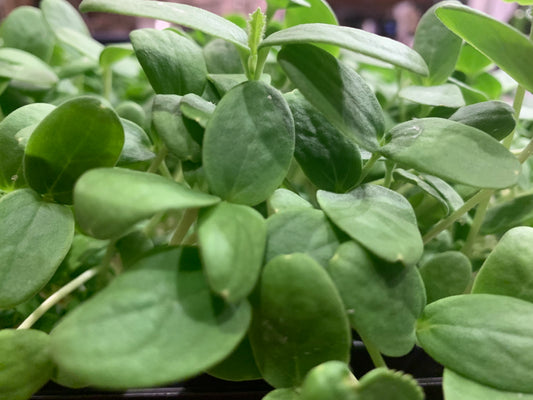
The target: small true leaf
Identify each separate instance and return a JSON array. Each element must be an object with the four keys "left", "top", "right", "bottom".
[
  {"left": 74, "top": 167, "right": 220, "bottom": 239},
  {"left": 203, "top": 80, "right": 294, "bottom": 205},
  {"left": 417, "top": 294, "right": 533, "bottom": 393},
  {"left": 50, "top": 247, "right": 251, "bottom": 389},
  {"left": 278, "top": 43, "right": 384, "bottom": 152},
  {"left": 198, "top": 202, "right": 266, "bottom": 303},
  {"left": 0, "top": 189, "right": 74, "bottom": 308},
  {"left": 328, "top": 241, "right": 426, "bottom": 357},
  {"left": 317, "top": 185, "right": 423, "bottom": 265},
  {"left": 249, "top": 253, "right": 351, "bottom": 388},
  {"left": 380, "top": 118, "right": 521, "bottom": 189},
  {"left": 24, "top": 96, "right": 124, "bottom": 204},
  {"left": 399, "top": 84, "right": 465, "bottom": 108}
]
